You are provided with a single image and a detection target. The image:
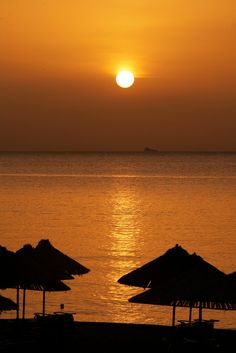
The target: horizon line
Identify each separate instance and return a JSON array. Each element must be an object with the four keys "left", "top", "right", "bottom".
[{"left": 0, "top": 150, "right": 236, "bottom": 154}]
